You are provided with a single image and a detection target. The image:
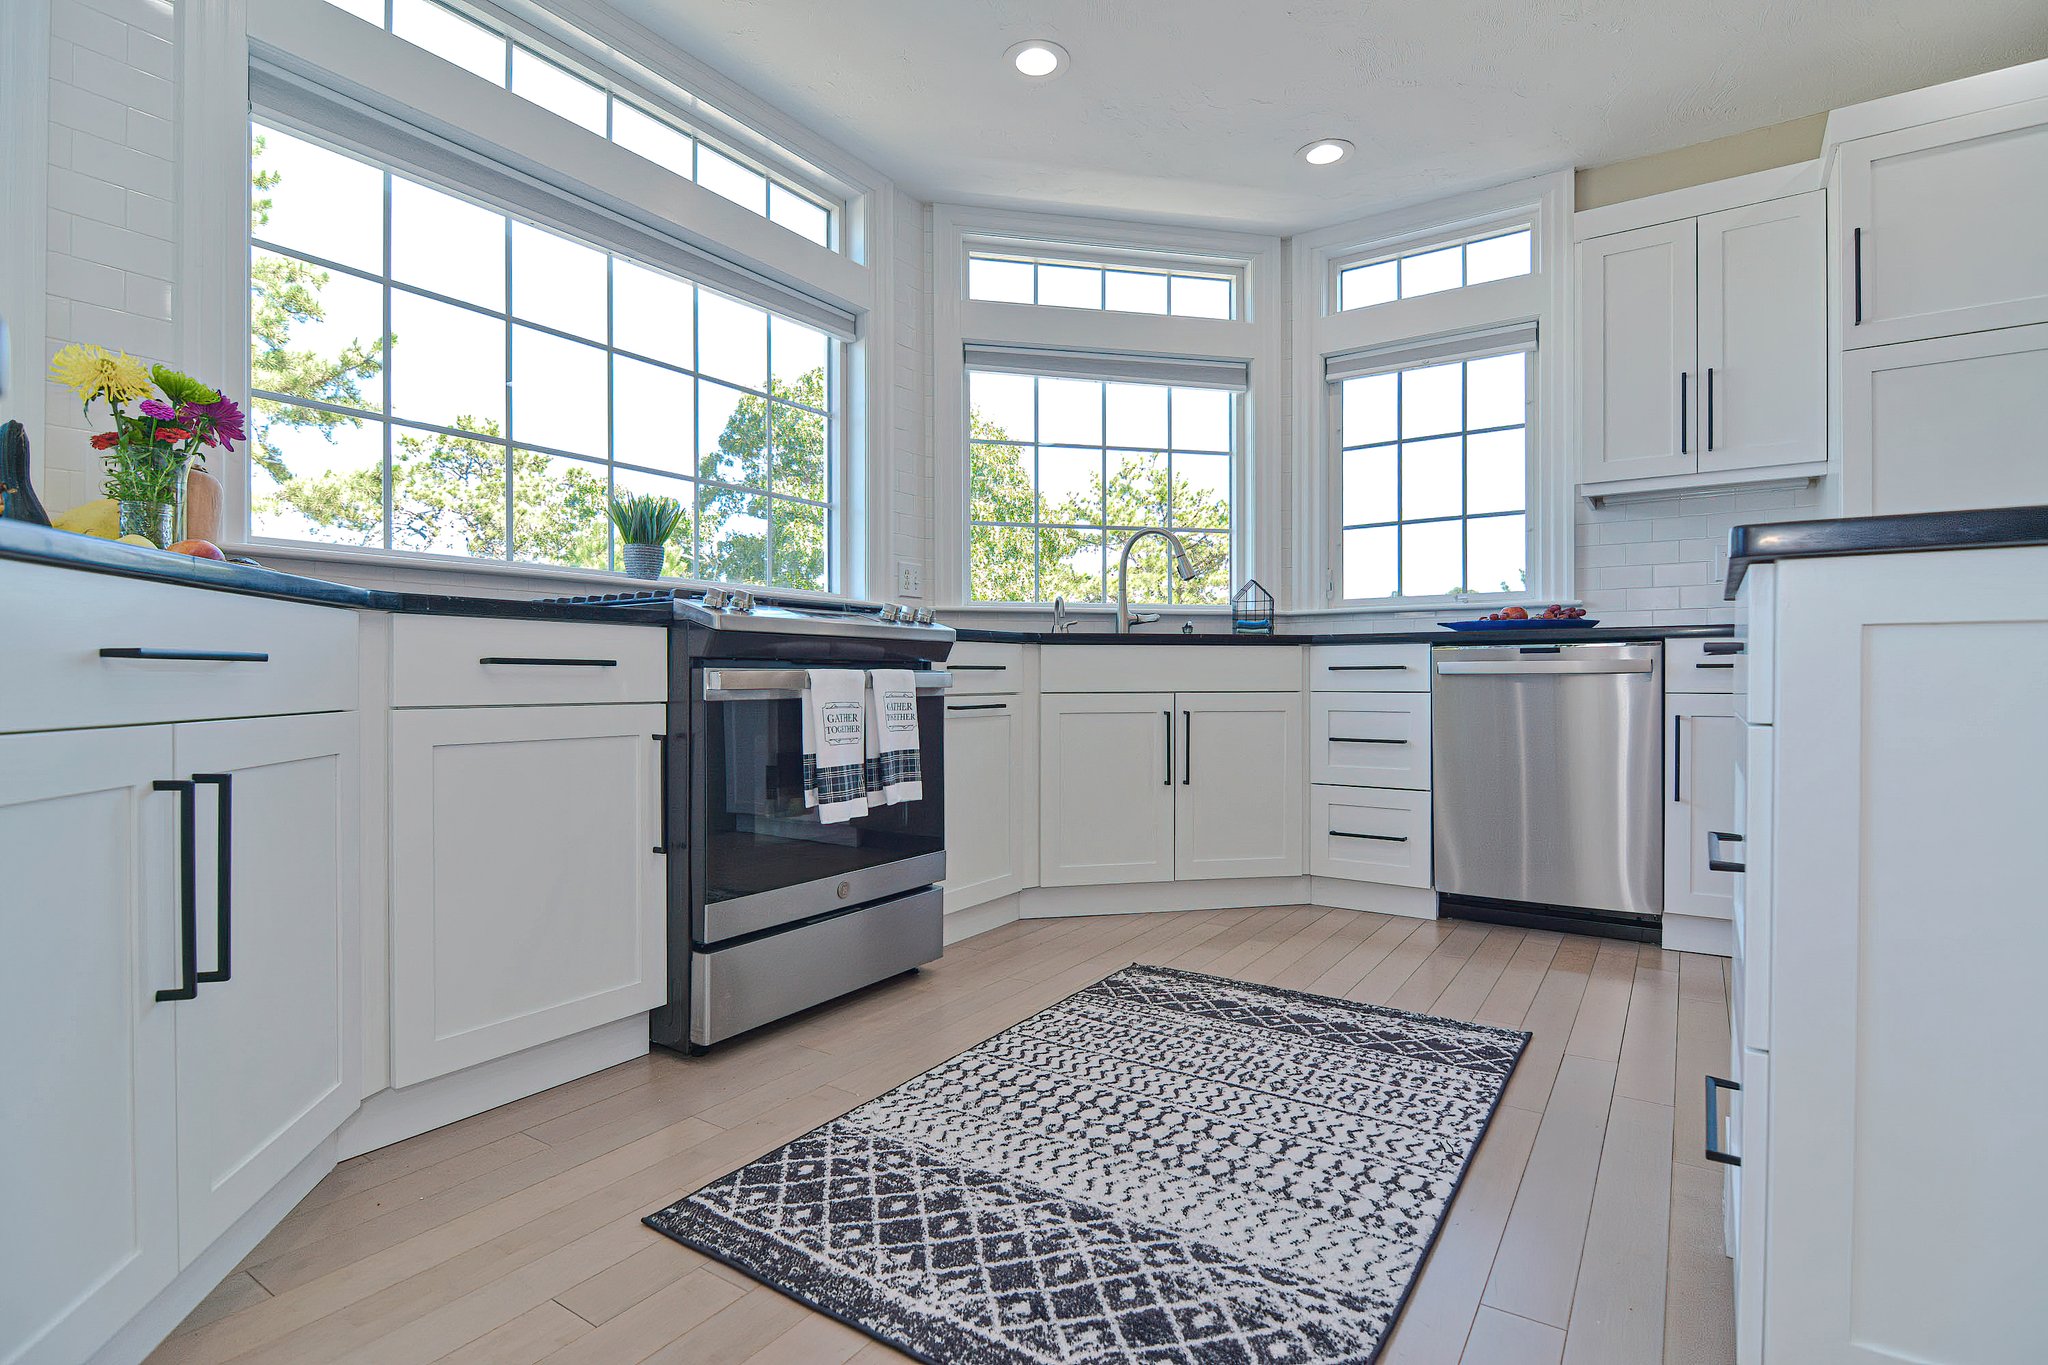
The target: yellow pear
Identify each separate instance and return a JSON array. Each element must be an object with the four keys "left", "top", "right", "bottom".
[{"left": 54, "top": 498, "right": 121, "bottom": 538}]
